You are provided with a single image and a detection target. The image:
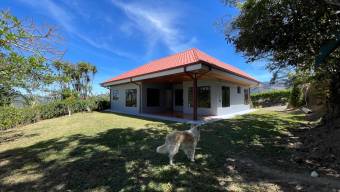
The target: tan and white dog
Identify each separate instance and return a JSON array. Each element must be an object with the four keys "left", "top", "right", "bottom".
[{"left": 156, "top": 124, "right": 200, "bottom": 165}]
